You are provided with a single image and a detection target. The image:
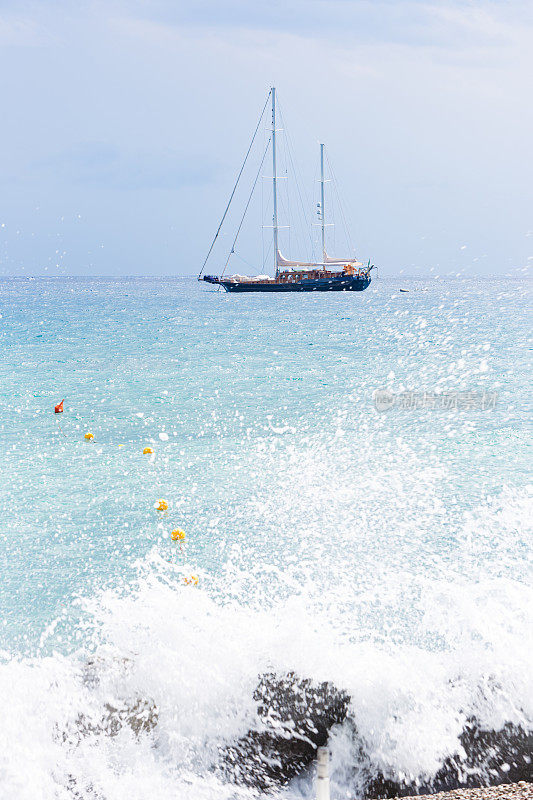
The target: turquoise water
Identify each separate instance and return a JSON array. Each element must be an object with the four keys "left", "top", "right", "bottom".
[{"left": 0, "top": 276, "right": 531, "bottom": 799}]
